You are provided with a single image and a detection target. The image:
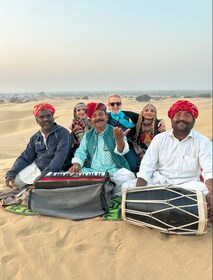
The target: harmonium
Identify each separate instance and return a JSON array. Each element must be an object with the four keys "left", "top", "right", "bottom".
[{"left": 34, "top": 171, "right": 108, "bottom": 189}]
